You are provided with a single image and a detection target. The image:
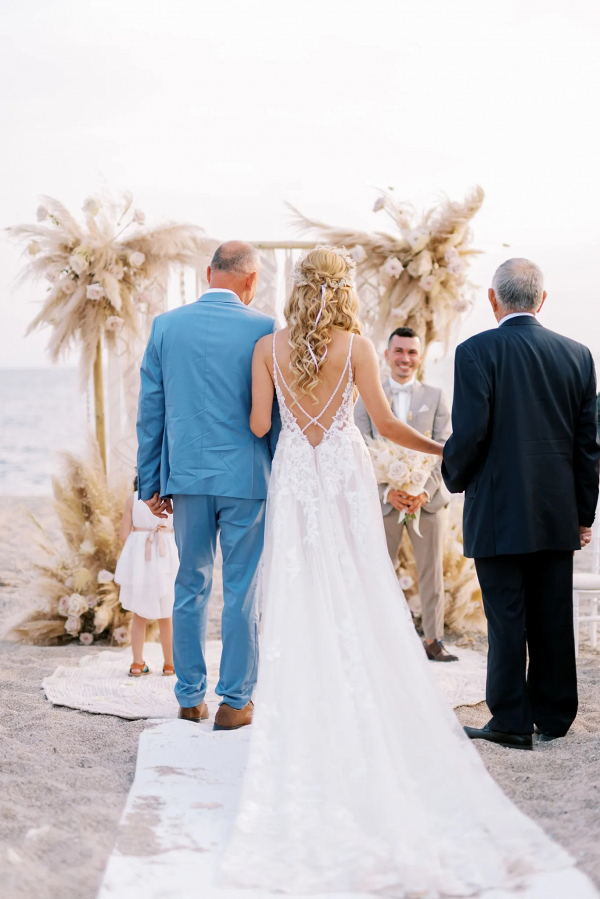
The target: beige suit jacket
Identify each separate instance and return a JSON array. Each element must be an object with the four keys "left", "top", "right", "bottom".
[{"left": 354, "top": 379, "right": 452, "bottom": 516}]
